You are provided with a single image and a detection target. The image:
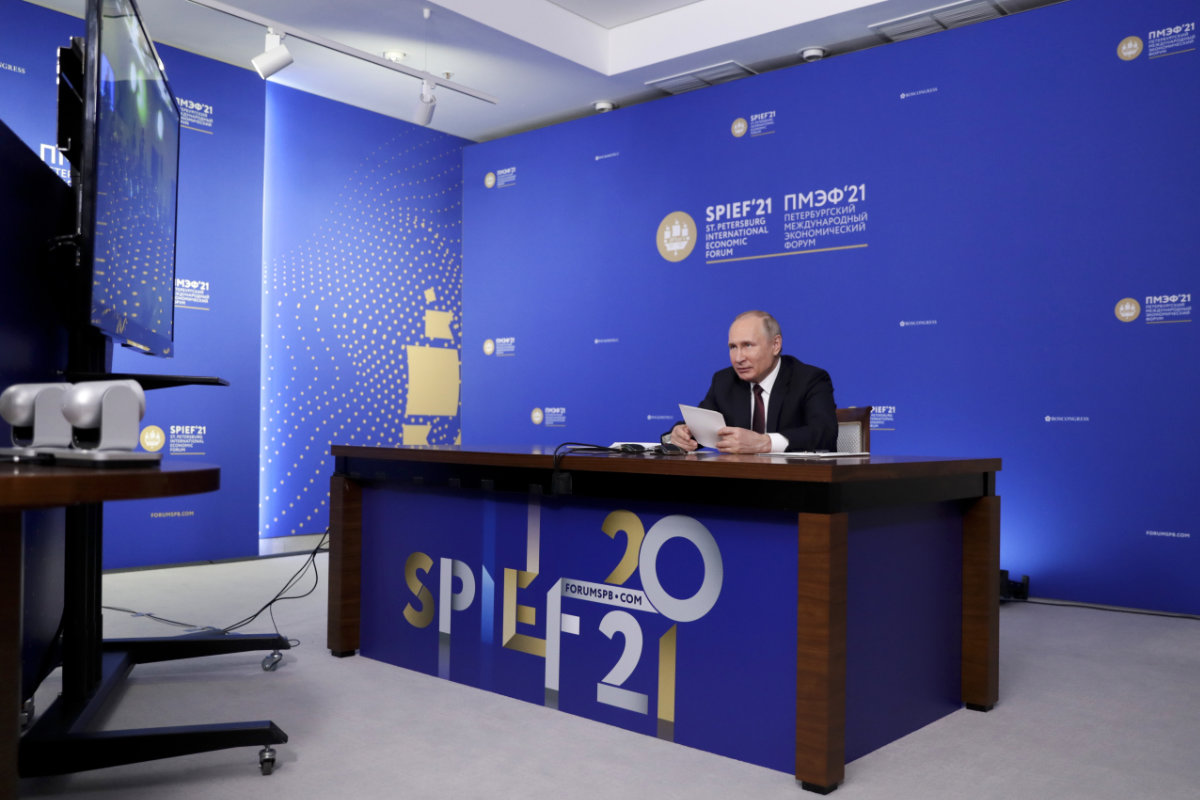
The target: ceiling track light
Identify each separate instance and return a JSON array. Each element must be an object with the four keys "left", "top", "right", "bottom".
[
  {"left": 251, "top": 28, "right": 293, "bottom": 79},
  {"left": 800, "top": 47, "right": 826, "bottom": 62},
  {"left": 414, "top": 78, "right": 437, "bottom": 126},
  {"left": 184, "top": 0, "right": 497, "bottom": 105}
]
